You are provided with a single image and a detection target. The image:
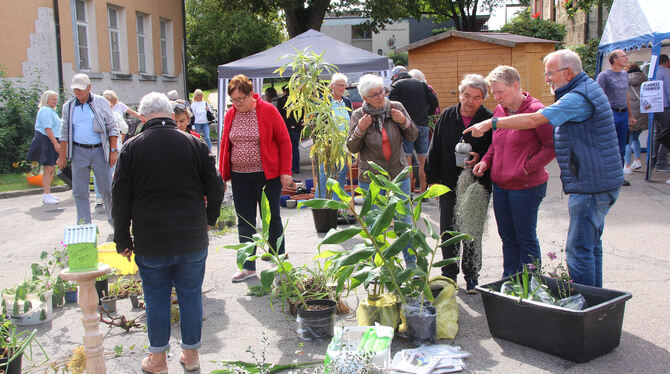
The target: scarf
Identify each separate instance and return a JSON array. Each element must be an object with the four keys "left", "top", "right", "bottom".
[{"left": 362, "top": 99, "right": 391, "bottom": 131}]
